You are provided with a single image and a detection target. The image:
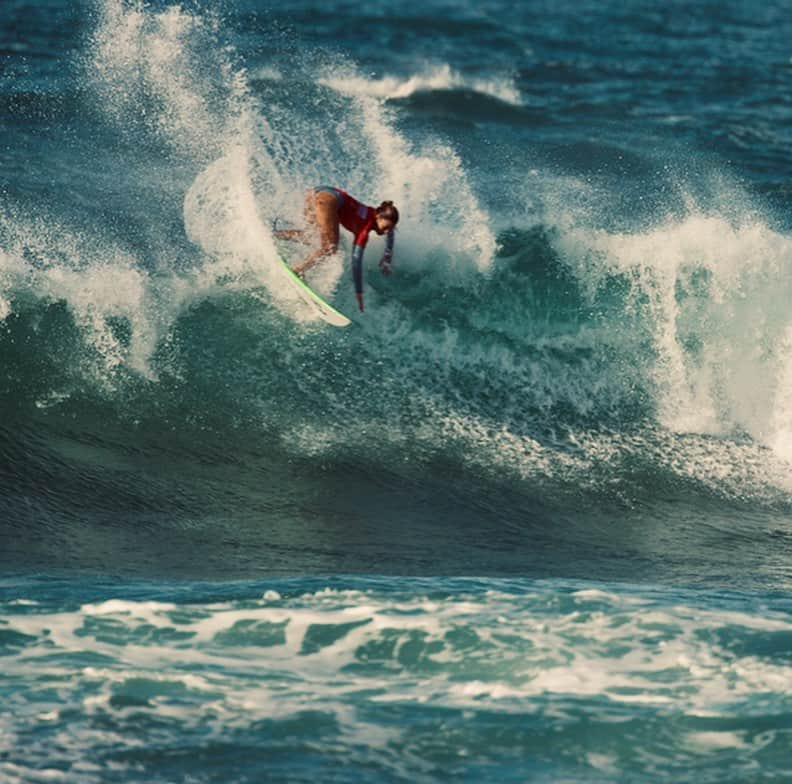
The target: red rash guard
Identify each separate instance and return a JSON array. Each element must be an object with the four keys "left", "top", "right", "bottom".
[
  {"left": 337, "top": 190, "right": 377, "bottom": 248},
  {"left": 334, "top": 189, "right": 395, "bottom": 294}
]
